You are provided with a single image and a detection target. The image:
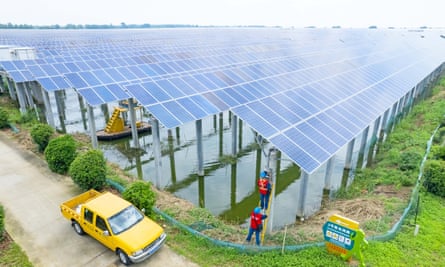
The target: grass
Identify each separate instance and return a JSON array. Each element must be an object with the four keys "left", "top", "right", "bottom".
[{"left": 0, "top": 239, "right": 33, "bottom": 267}]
